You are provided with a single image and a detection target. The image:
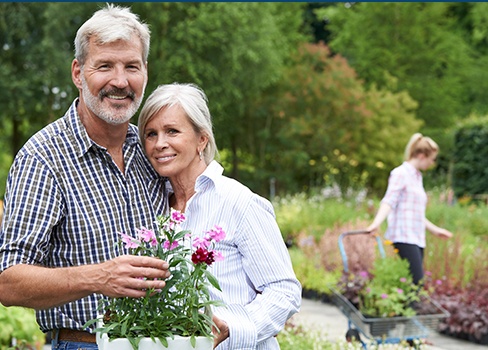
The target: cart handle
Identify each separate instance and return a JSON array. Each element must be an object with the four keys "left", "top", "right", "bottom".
[{"left": 338, "top": 230, "right": 386, "bottom": 273}]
